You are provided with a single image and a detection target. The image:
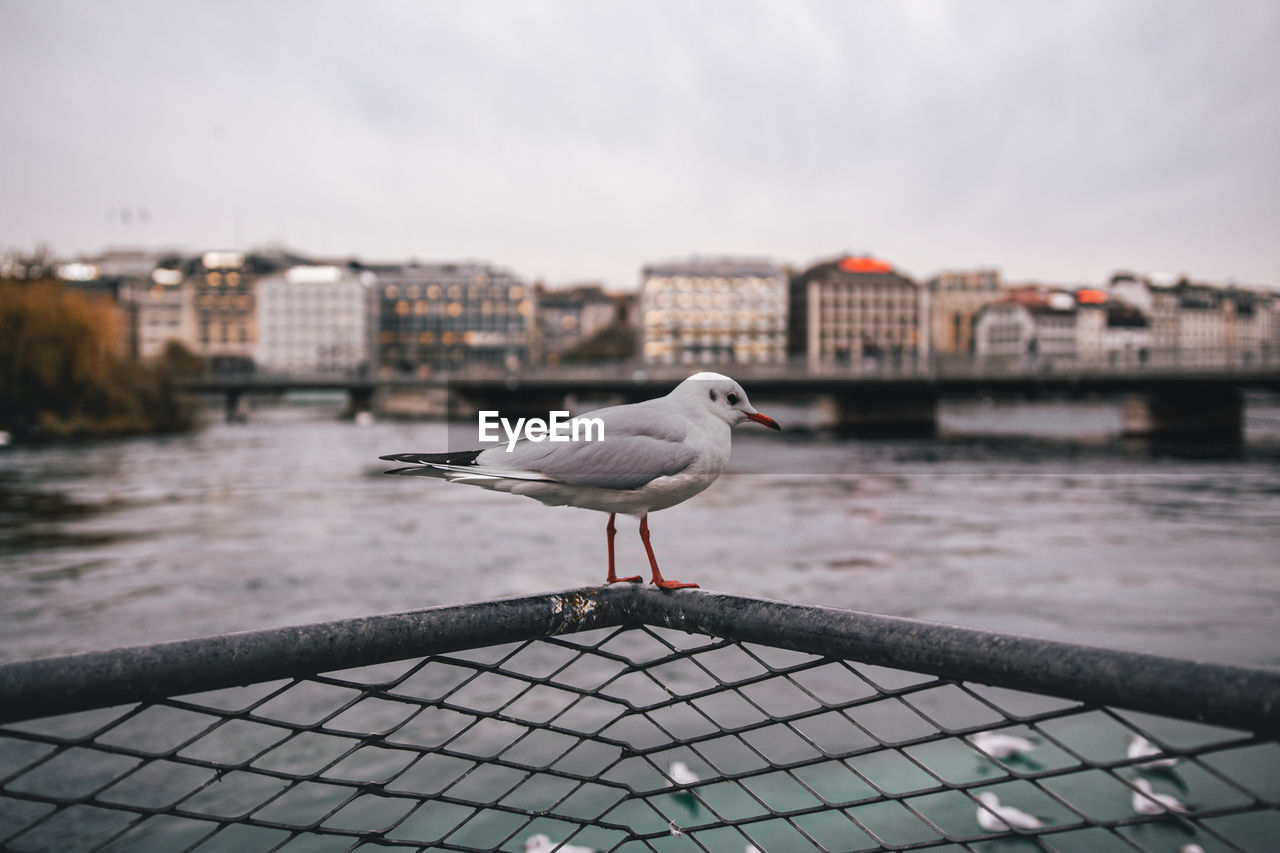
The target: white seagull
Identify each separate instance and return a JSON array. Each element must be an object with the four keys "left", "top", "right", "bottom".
[
  {"left": 1130, "top": 778, "right": 1189, "bottom": 815},
  {"left": 382, "top": 373, "right": 780, "bottom": 589},
  {"left": 969, "top": 731, "right": 1037, "bottom": 760},
  {"left": 667, "top": 760, "right": 700, "bottom": 787},
  {"left": 523, "top": 833, "right": 595, "bottom": 853},
  {"left": 1128, "top": 734, "right": 1178, "bottom": 769},
  {"left": 975, "top": 792, "right": 1045, "bottom": 832}
]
